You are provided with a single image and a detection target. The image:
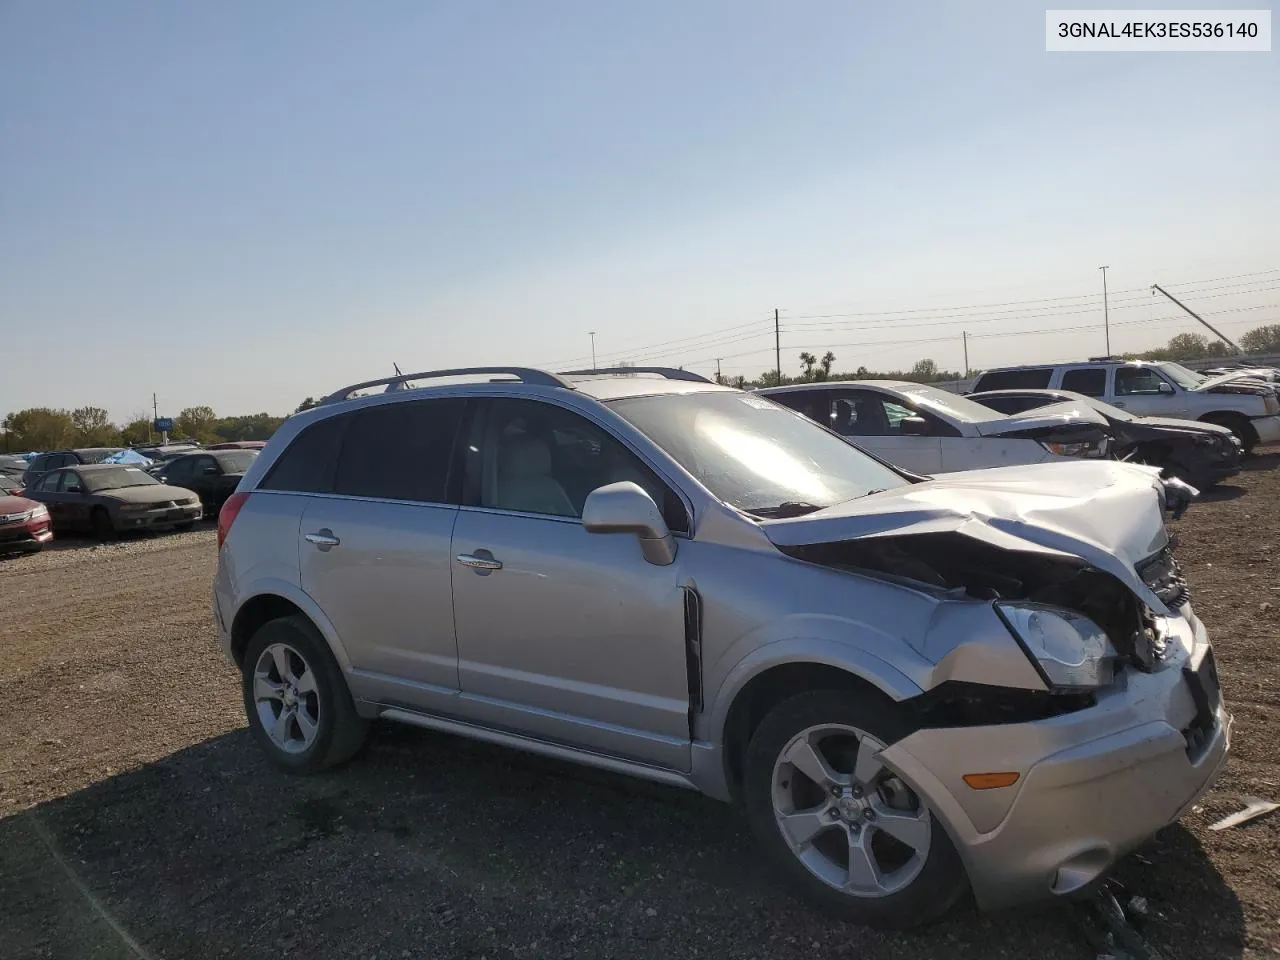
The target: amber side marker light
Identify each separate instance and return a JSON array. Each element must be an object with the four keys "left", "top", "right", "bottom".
[{"left": 962, "top": 772, "right": 1020, "bottom": 790}]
